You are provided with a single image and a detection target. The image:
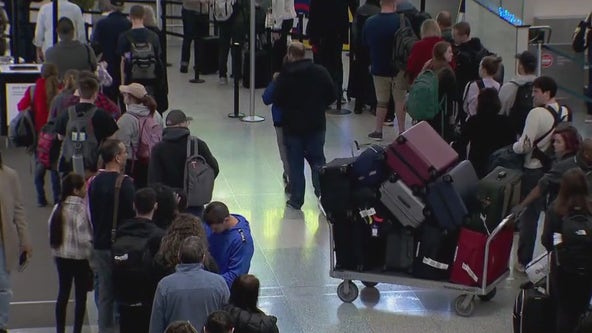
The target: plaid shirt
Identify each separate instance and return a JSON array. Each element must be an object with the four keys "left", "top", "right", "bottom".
[{"left": 49, "top": 196, "right": 93, "bottom": 260}]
